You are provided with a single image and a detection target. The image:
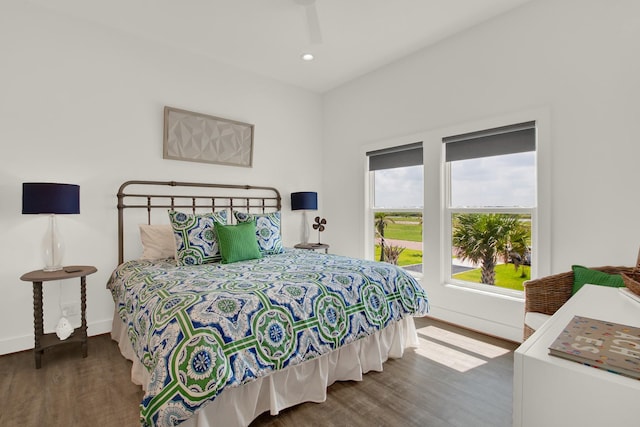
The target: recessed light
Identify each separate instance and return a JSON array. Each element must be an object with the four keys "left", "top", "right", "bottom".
[{"left": 301, "top": 53, "right": 314, "bottom": 61}]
